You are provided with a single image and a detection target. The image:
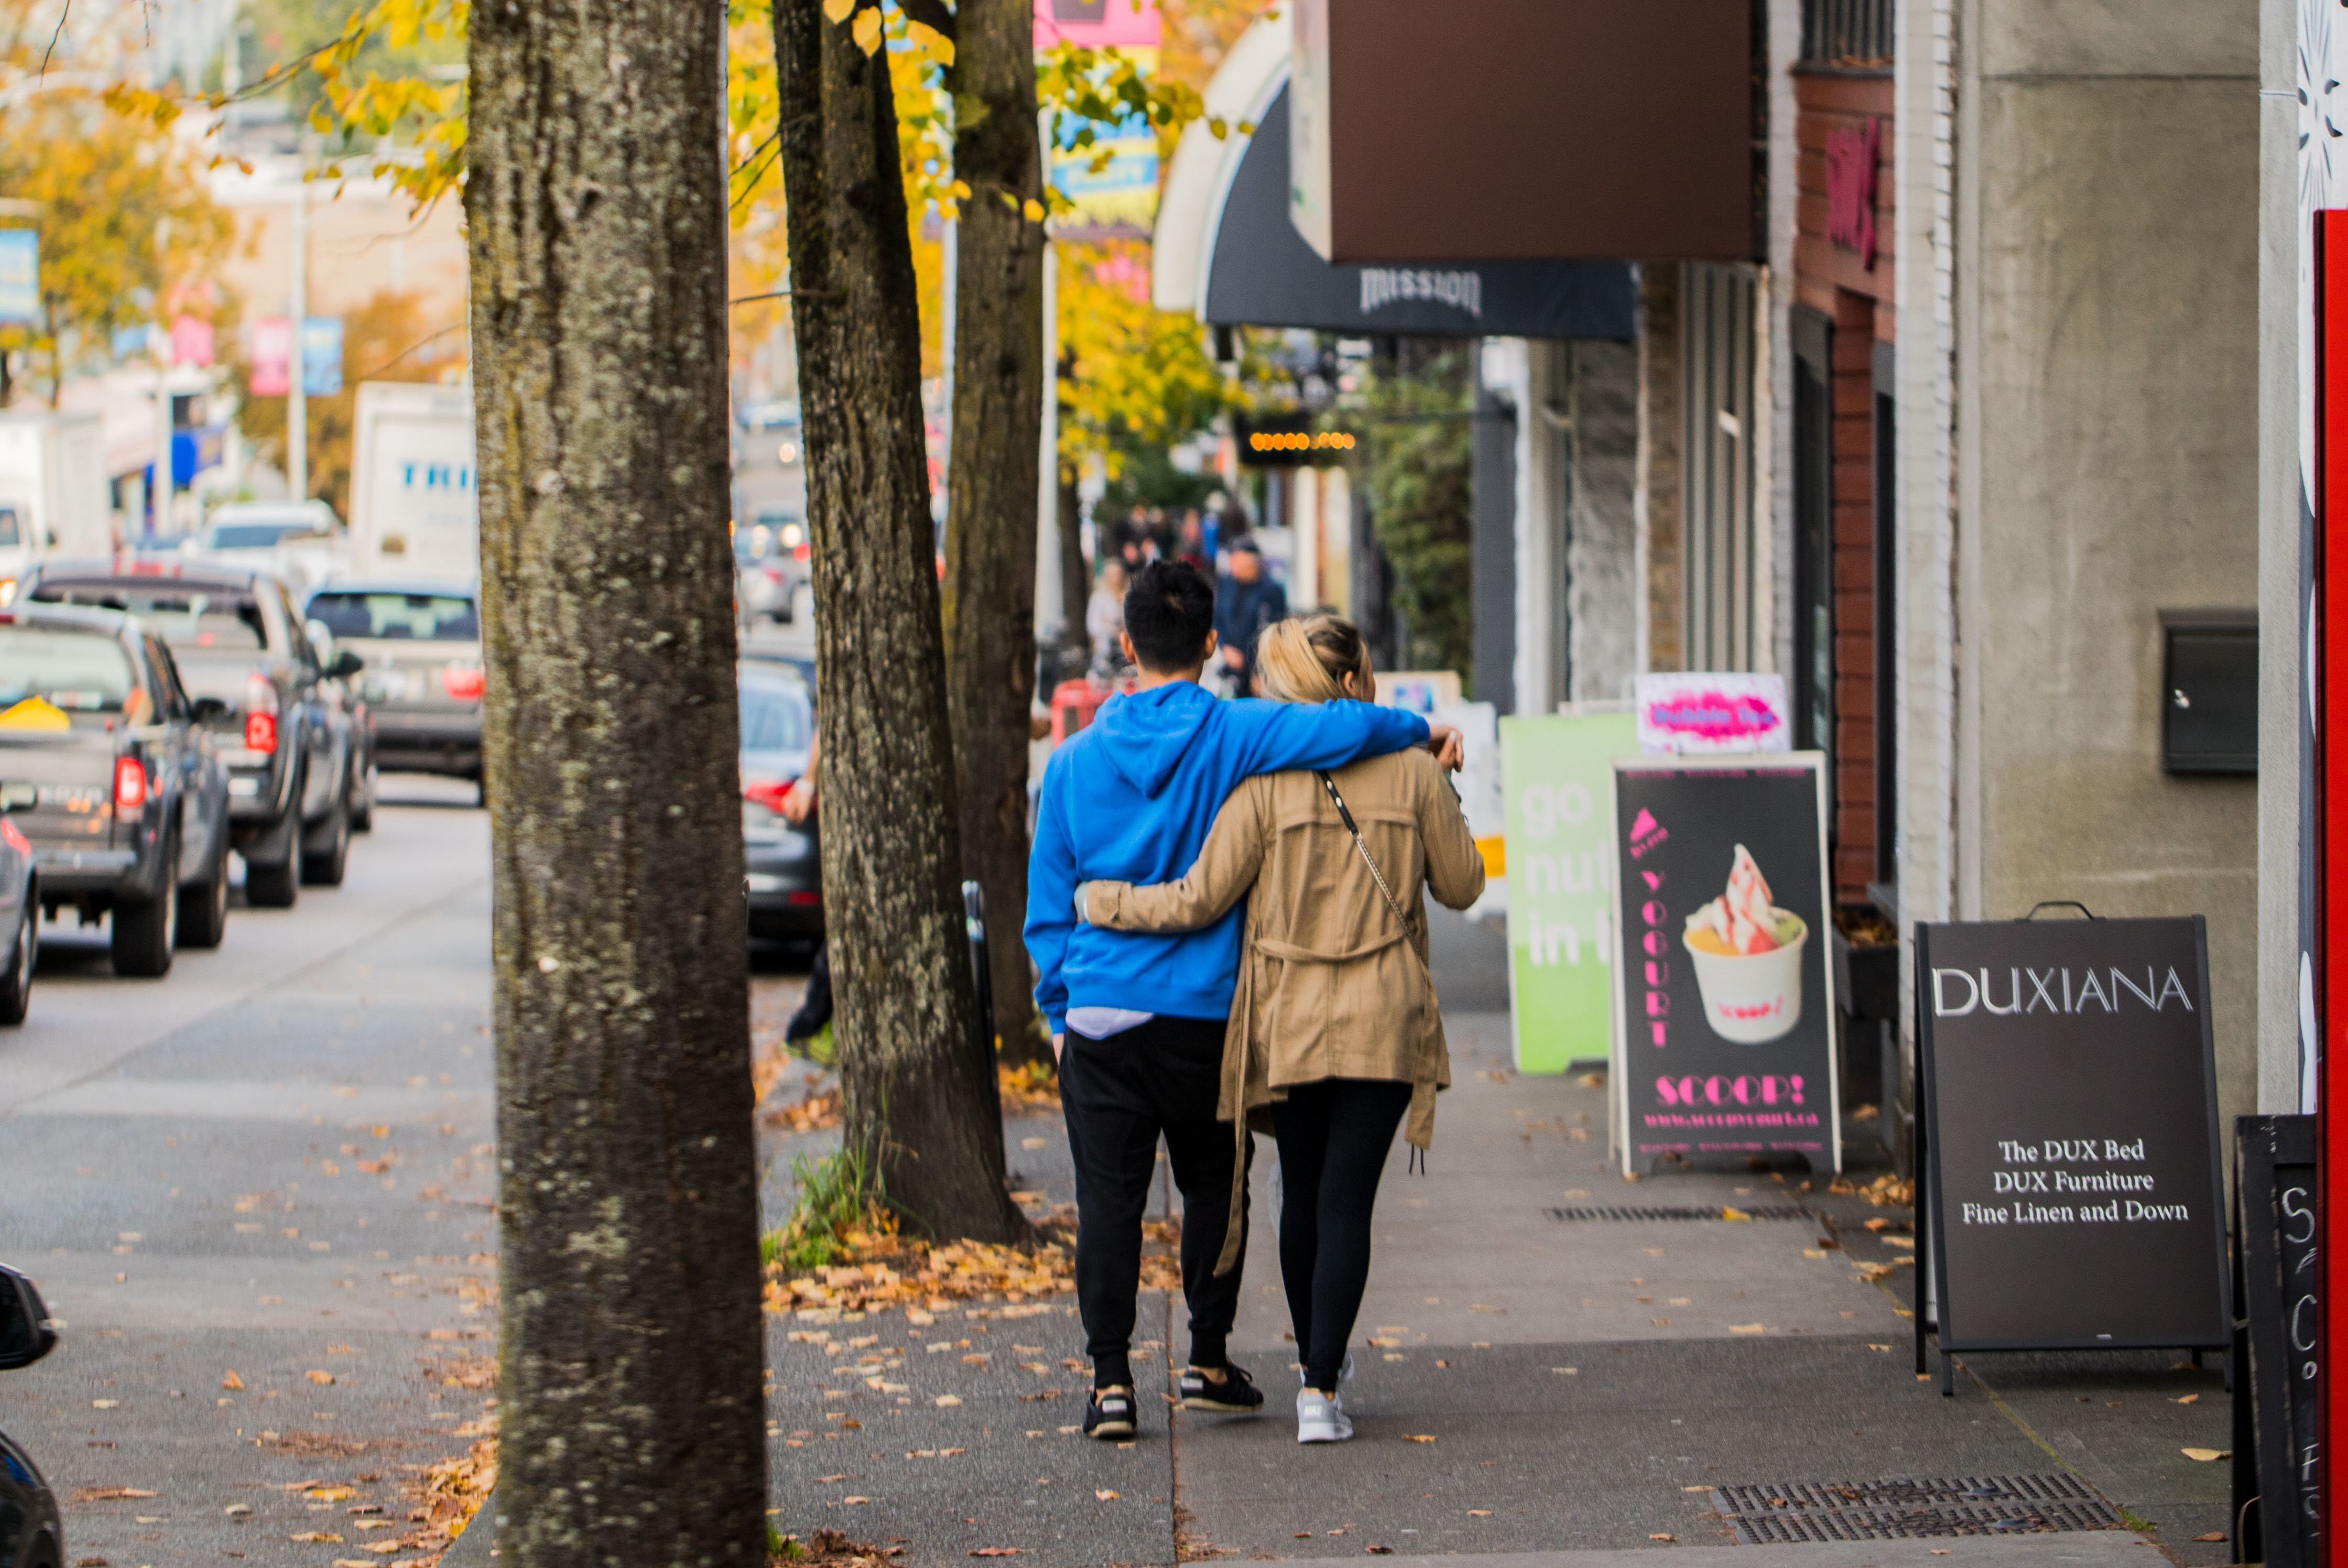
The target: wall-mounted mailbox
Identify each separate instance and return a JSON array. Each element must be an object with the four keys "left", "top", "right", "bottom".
[{"left": 2159, "top": 609, "right": 2257, "bottom": 775}]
